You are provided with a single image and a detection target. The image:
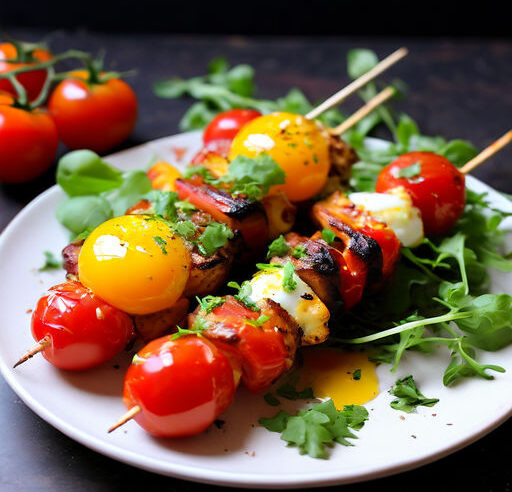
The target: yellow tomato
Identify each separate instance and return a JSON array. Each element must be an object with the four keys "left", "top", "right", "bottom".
[
  {"left": 229, "top": 112, "right": 331, "bottom": 202},
  {"left": 78, "top": 215, "right": 190, "bottom": 315},
  {"left": 147, "top": 161, "right": 182, "bottom": 192}
]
